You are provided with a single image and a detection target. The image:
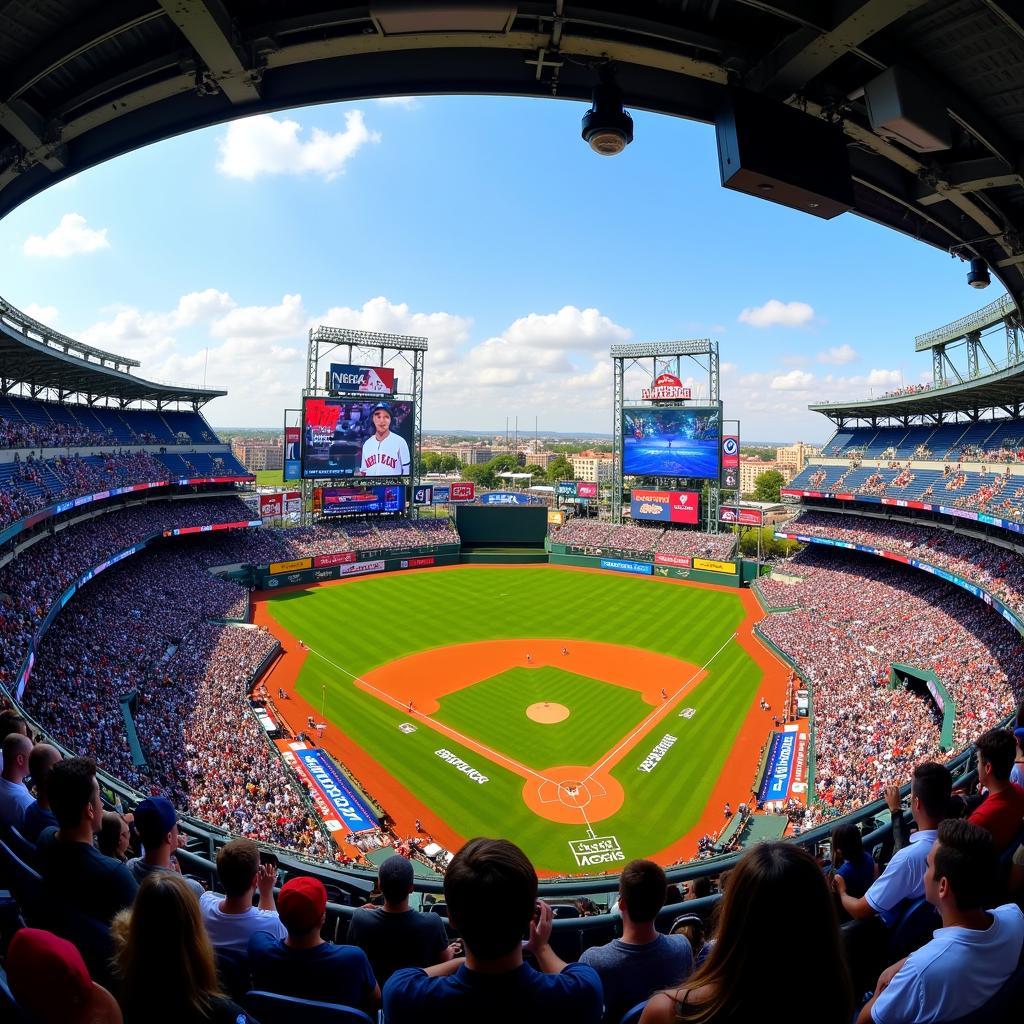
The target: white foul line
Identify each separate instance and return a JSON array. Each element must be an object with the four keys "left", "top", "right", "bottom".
[
  {"left": 581, "top": 631, "right": 739, "bottom": 785},
  {"left": 303, "top": 646, "right": 557, "bottom": 785}
]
